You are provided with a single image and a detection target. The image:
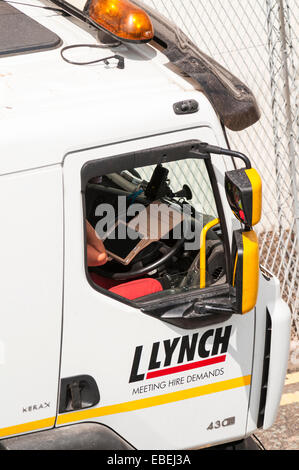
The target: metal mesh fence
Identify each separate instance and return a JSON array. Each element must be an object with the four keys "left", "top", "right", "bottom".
[{"left": 144, "top": 0, "right": 299, "bottom": 343}]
